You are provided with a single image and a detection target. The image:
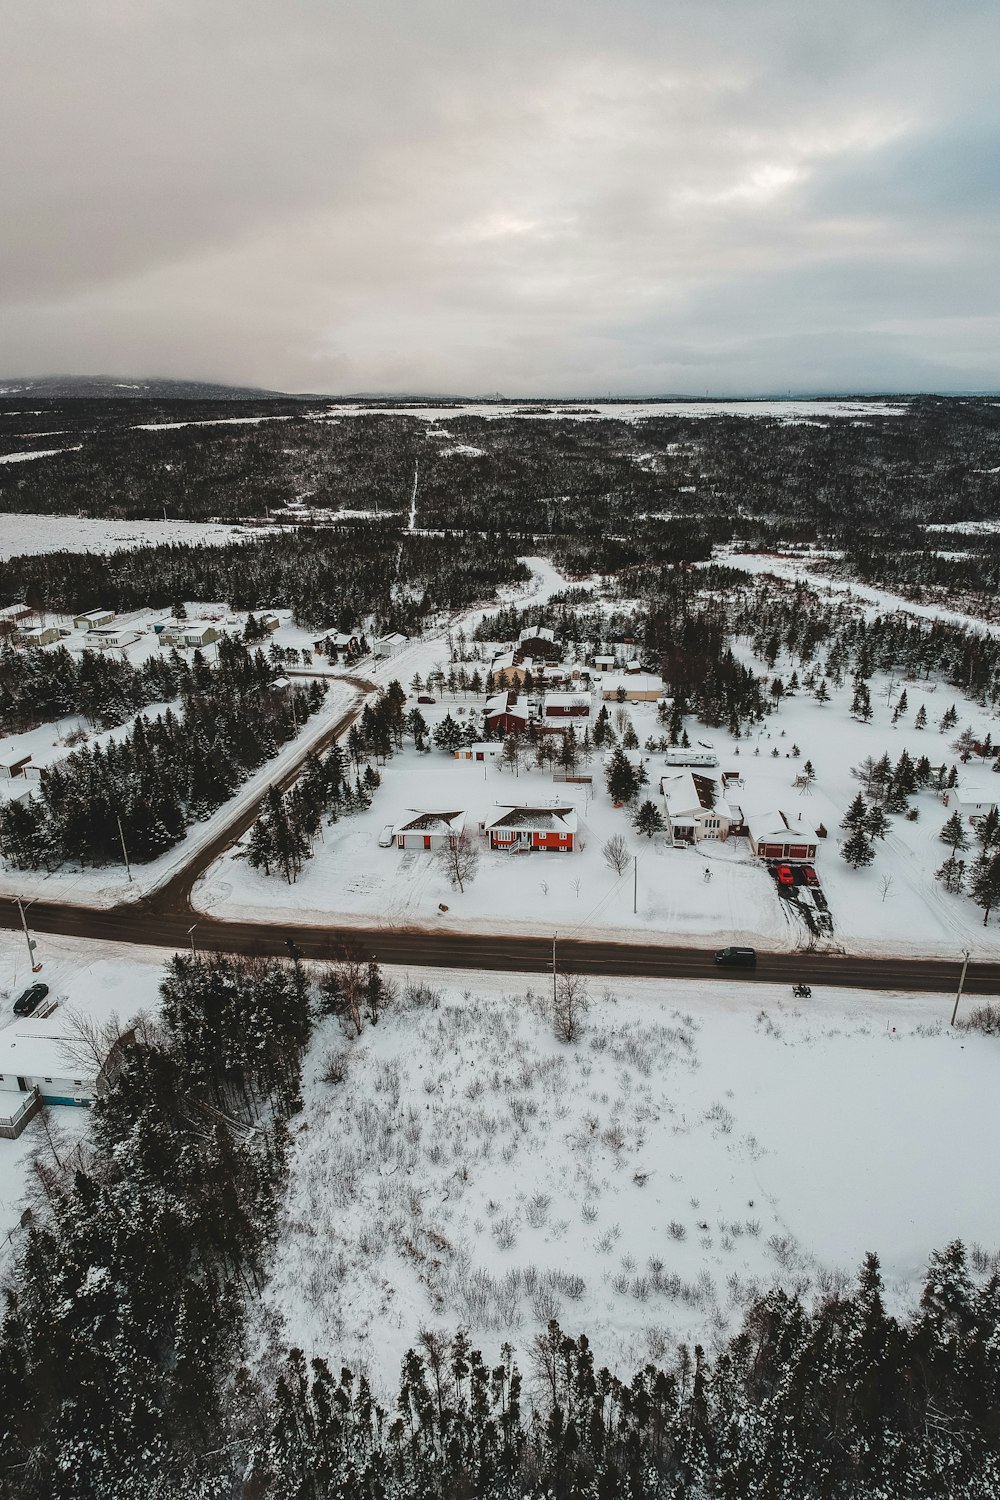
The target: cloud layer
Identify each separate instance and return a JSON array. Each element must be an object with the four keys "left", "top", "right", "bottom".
[{"left": 3, "top": 1, "right": 997, "bottom": 394}]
